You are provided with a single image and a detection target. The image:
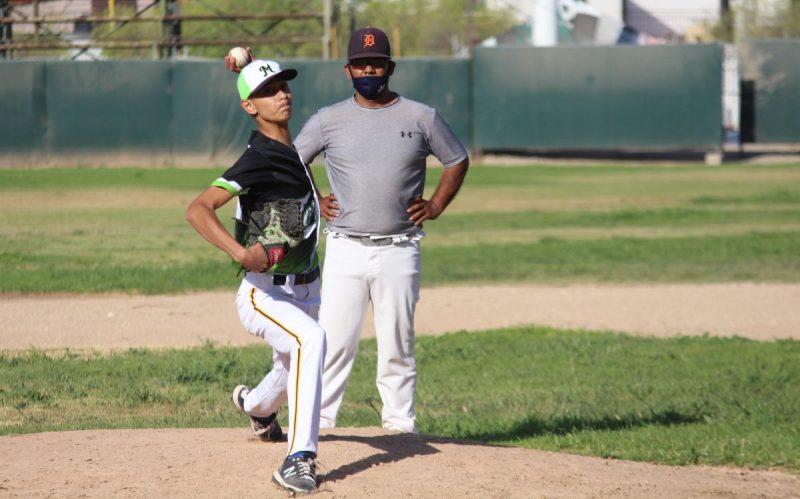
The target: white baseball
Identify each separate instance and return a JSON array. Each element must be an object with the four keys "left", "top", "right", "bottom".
[{"left": 228, "top": 47, "right": 250, "bottom": 69}]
